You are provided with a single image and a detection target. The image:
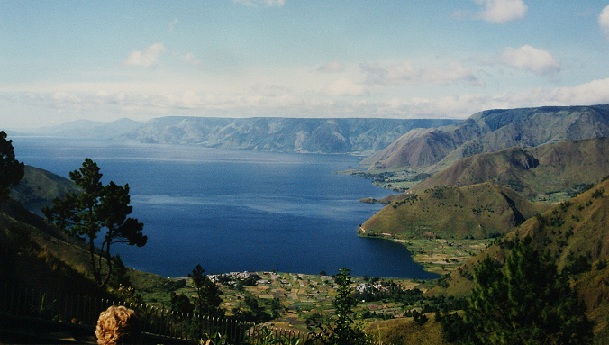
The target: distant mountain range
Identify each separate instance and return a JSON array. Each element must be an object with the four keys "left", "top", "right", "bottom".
[
  {"left": 362, "top": 104, "right": 609, "bottom": 171},
  {"left": 24, "top": 116, "right": 460, "bottom": 155},
  {"left": 32, "top": 118, "right": 144, "bottom": 139},
  {"left": 119, "top": 117, "right": 459, "bottom": 155}
]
